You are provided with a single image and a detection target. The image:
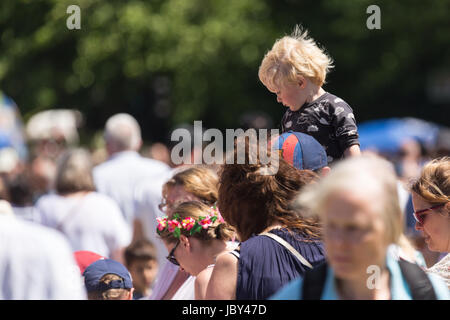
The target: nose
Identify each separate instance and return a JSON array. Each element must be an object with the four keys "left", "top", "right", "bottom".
[
  {"left": 415, "top": 221, "right": 423, "bottom": 231},
  {"left": 277, "top": 95, "right": 282, "bottom": 103}
]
